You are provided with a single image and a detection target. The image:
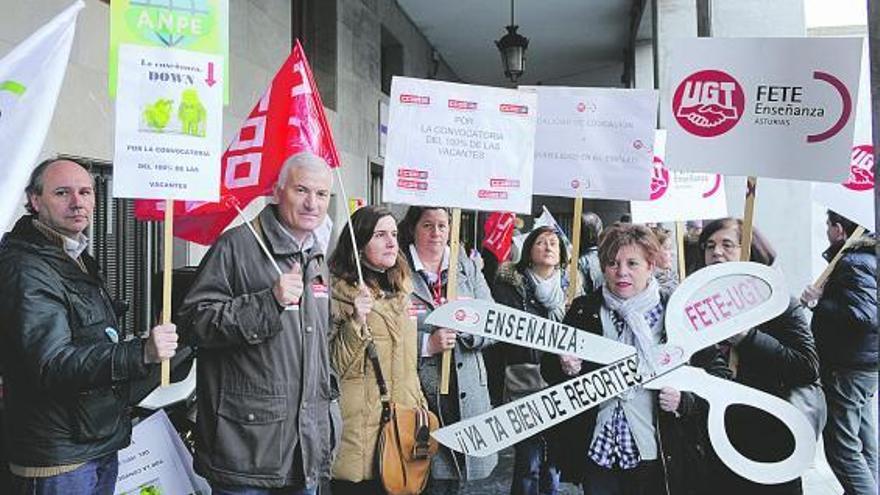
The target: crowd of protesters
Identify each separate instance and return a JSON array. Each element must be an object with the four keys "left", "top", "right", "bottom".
[{"left": 0, "top": 153, "right": 875, "bottom": 495}]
